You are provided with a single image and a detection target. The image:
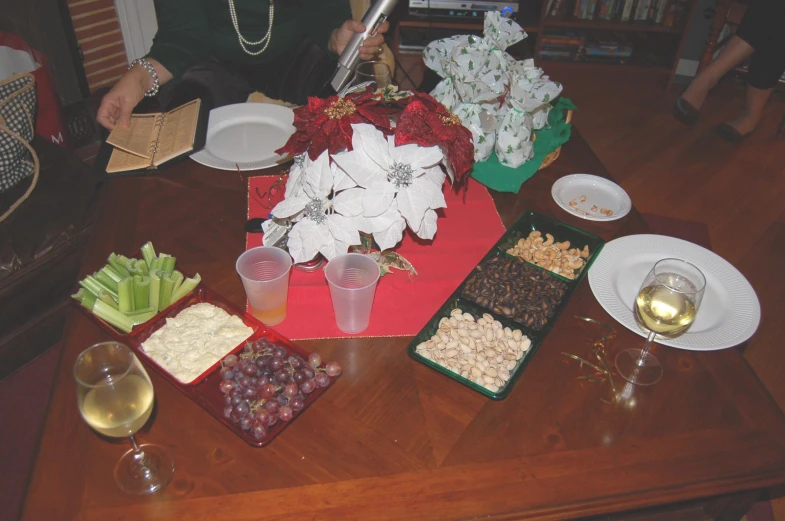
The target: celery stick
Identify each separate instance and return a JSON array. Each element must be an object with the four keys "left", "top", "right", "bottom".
[
  {"left": 94, "top": 271, "right": 118, "bottom": 292},
  {"left": 149, "top": 270, "right": 161, "bottom": 312},
  {"left": 141, "top": 242, "right": 157, "bottom": 268},
  {"left": 107, "top": 254, "right": 130, "bottom": 278},
  {"left": 150, "top": 258, "right": 159, "bottom": 271},
  {"left": 92, "top": 300, "right": 133, "bottom": 333},
  {"left": 160, "top": 256, "right": 176, "bottom": 276},
  {"left": 80, "top": 275, "right": 118, "bottom": 301},
  {"left": 159, "top": 275, "right": 175, "bottom": 310},
  {"left": 126, "top": 306, "right": 155, "bottom": 316},
  {"left": 100, "top": 265, "right": 123, "bottom": 283},
  {"left": 72, "top": 289, "right": 97, "bottom": 310},
  {"left": 136, "top": 259, "right": 149, "bottom": 276},
  {"left": 129, "top": 310, "right": 157, "bottom": 326},
  {"left": 170, "top": 270, "right": 184, "bottom": 296},
  {"left": 97, "top": 291, "right": 119, "bottom": 310},
  {"left": 126, "top": 259, "right": 139, "bottom": 276},
  {"left": 134, "top": 275, "right": 150, "bottom": 311},
  {"left": 118, "top": 277, "right": 134, "bottom": 313},
  {"left": 171, "top": 273, "right": 201, "bottom": 303}
]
